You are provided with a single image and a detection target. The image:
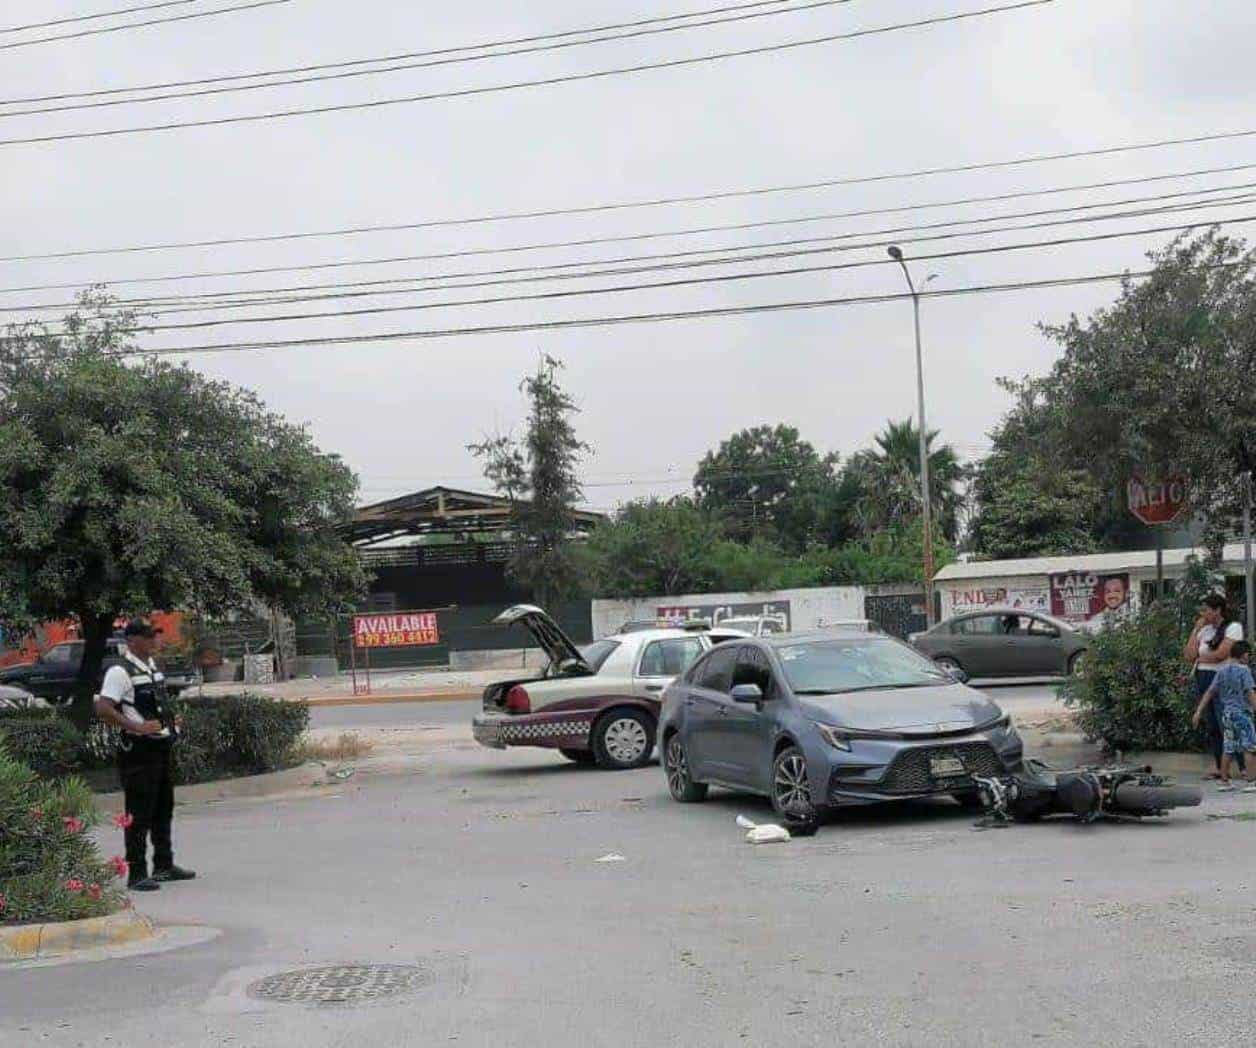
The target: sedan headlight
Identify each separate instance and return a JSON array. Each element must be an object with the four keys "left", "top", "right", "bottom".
[{"left": 815, "top": 722, "right": 851, "bottom": 751}]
